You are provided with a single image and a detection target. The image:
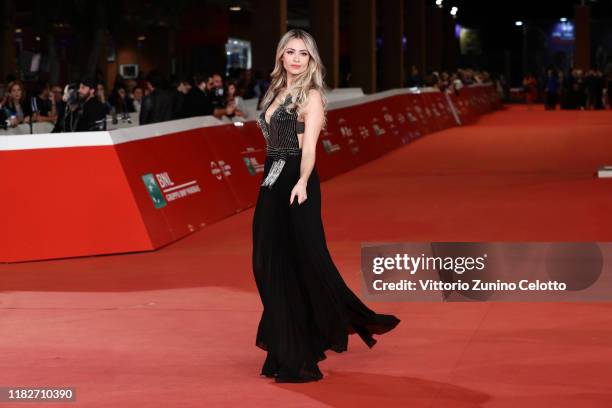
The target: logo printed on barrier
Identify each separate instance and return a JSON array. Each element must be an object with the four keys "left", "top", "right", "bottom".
[
  {"left": 322, "top": 139, "right": 340, "bottom": 154},
  {"left": 382, "top": 107, "right": 394, "bottom": 123},
  {"left": 155, "top": 172, "right": 174, "bottom": 189},
  {"left": 338, "top": 126, "right": 355, "bottom": 147},
  {"left": 358, "top": 125, "right": 370, "bottom": 139},
  {"left": 142, "top": 171, "right": 201, "bottom": 208},
  {"left": 210, "top": 160, "right": 232, "bottom": 180},
  {"left": 339, "top": 125, "right": 353, "bottom": 138},
  {"left": 414, "top": 105, "right": 424, "bottom": 119},
  {"left": 372, "top": 122, "right": 385, "bottom": 136},
  {"left": 405, "top": 109, "right": 418, "bottom": 123},
  {"left": 242, "top": 157, "right": 264, "bottom": 176},
  {"left": 142, "top": 173, "right": 167, "bottom": 209}
]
